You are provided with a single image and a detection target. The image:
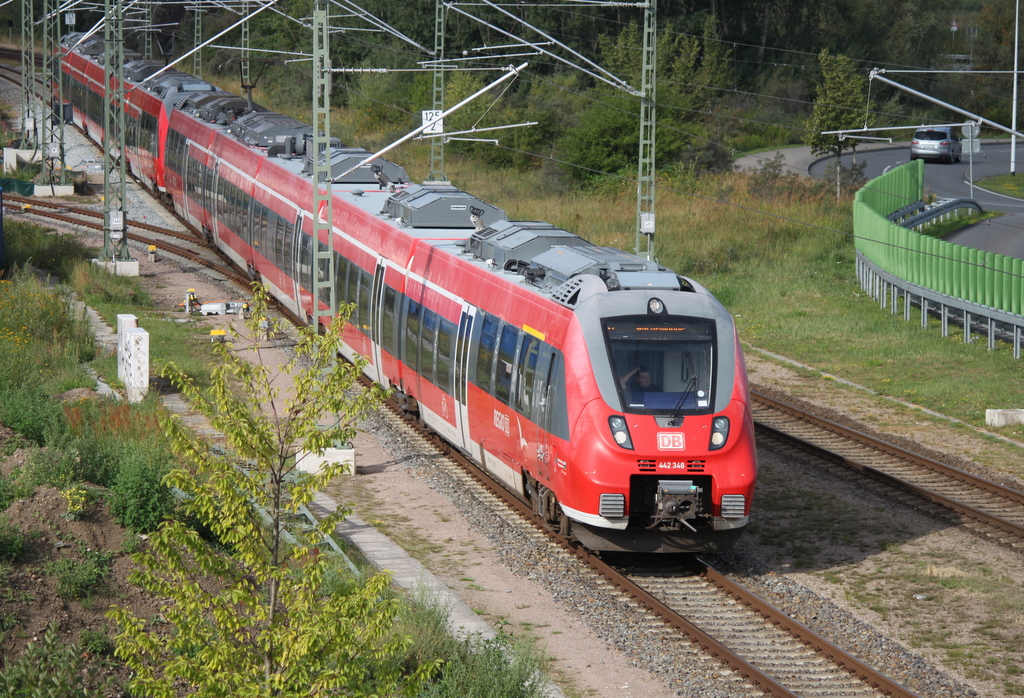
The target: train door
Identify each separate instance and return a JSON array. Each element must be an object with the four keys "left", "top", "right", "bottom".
[
  {"left": 367, "top": 260, "right": 387, "bottom": 385},
  {"left": 290, "top": 212, "right": 306, "bottom": 315},
  {"left": 453, "top": 305, "right": 477, "bottom": 455},
  {"left": 535, "top": 349, "right": 560, "bottom": 483},
  {"left": 202, "top": 160, "right": 213, "bottom": 231},
  {"left": 210, "top": 161, "right": 221, "bottom": 244}
]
